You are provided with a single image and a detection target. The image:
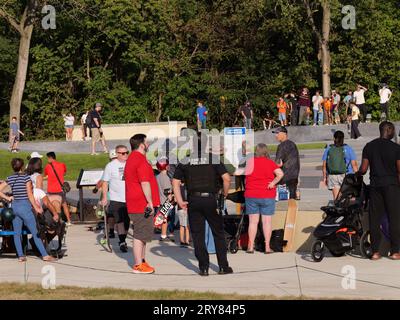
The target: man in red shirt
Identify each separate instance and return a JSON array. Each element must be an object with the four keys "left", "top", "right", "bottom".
[
  {"left": 125, "top": 134, "right": 160, "bottom": 274},
  {"left": 43, "top": 152, "right": 72, "bottom": 226}
]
